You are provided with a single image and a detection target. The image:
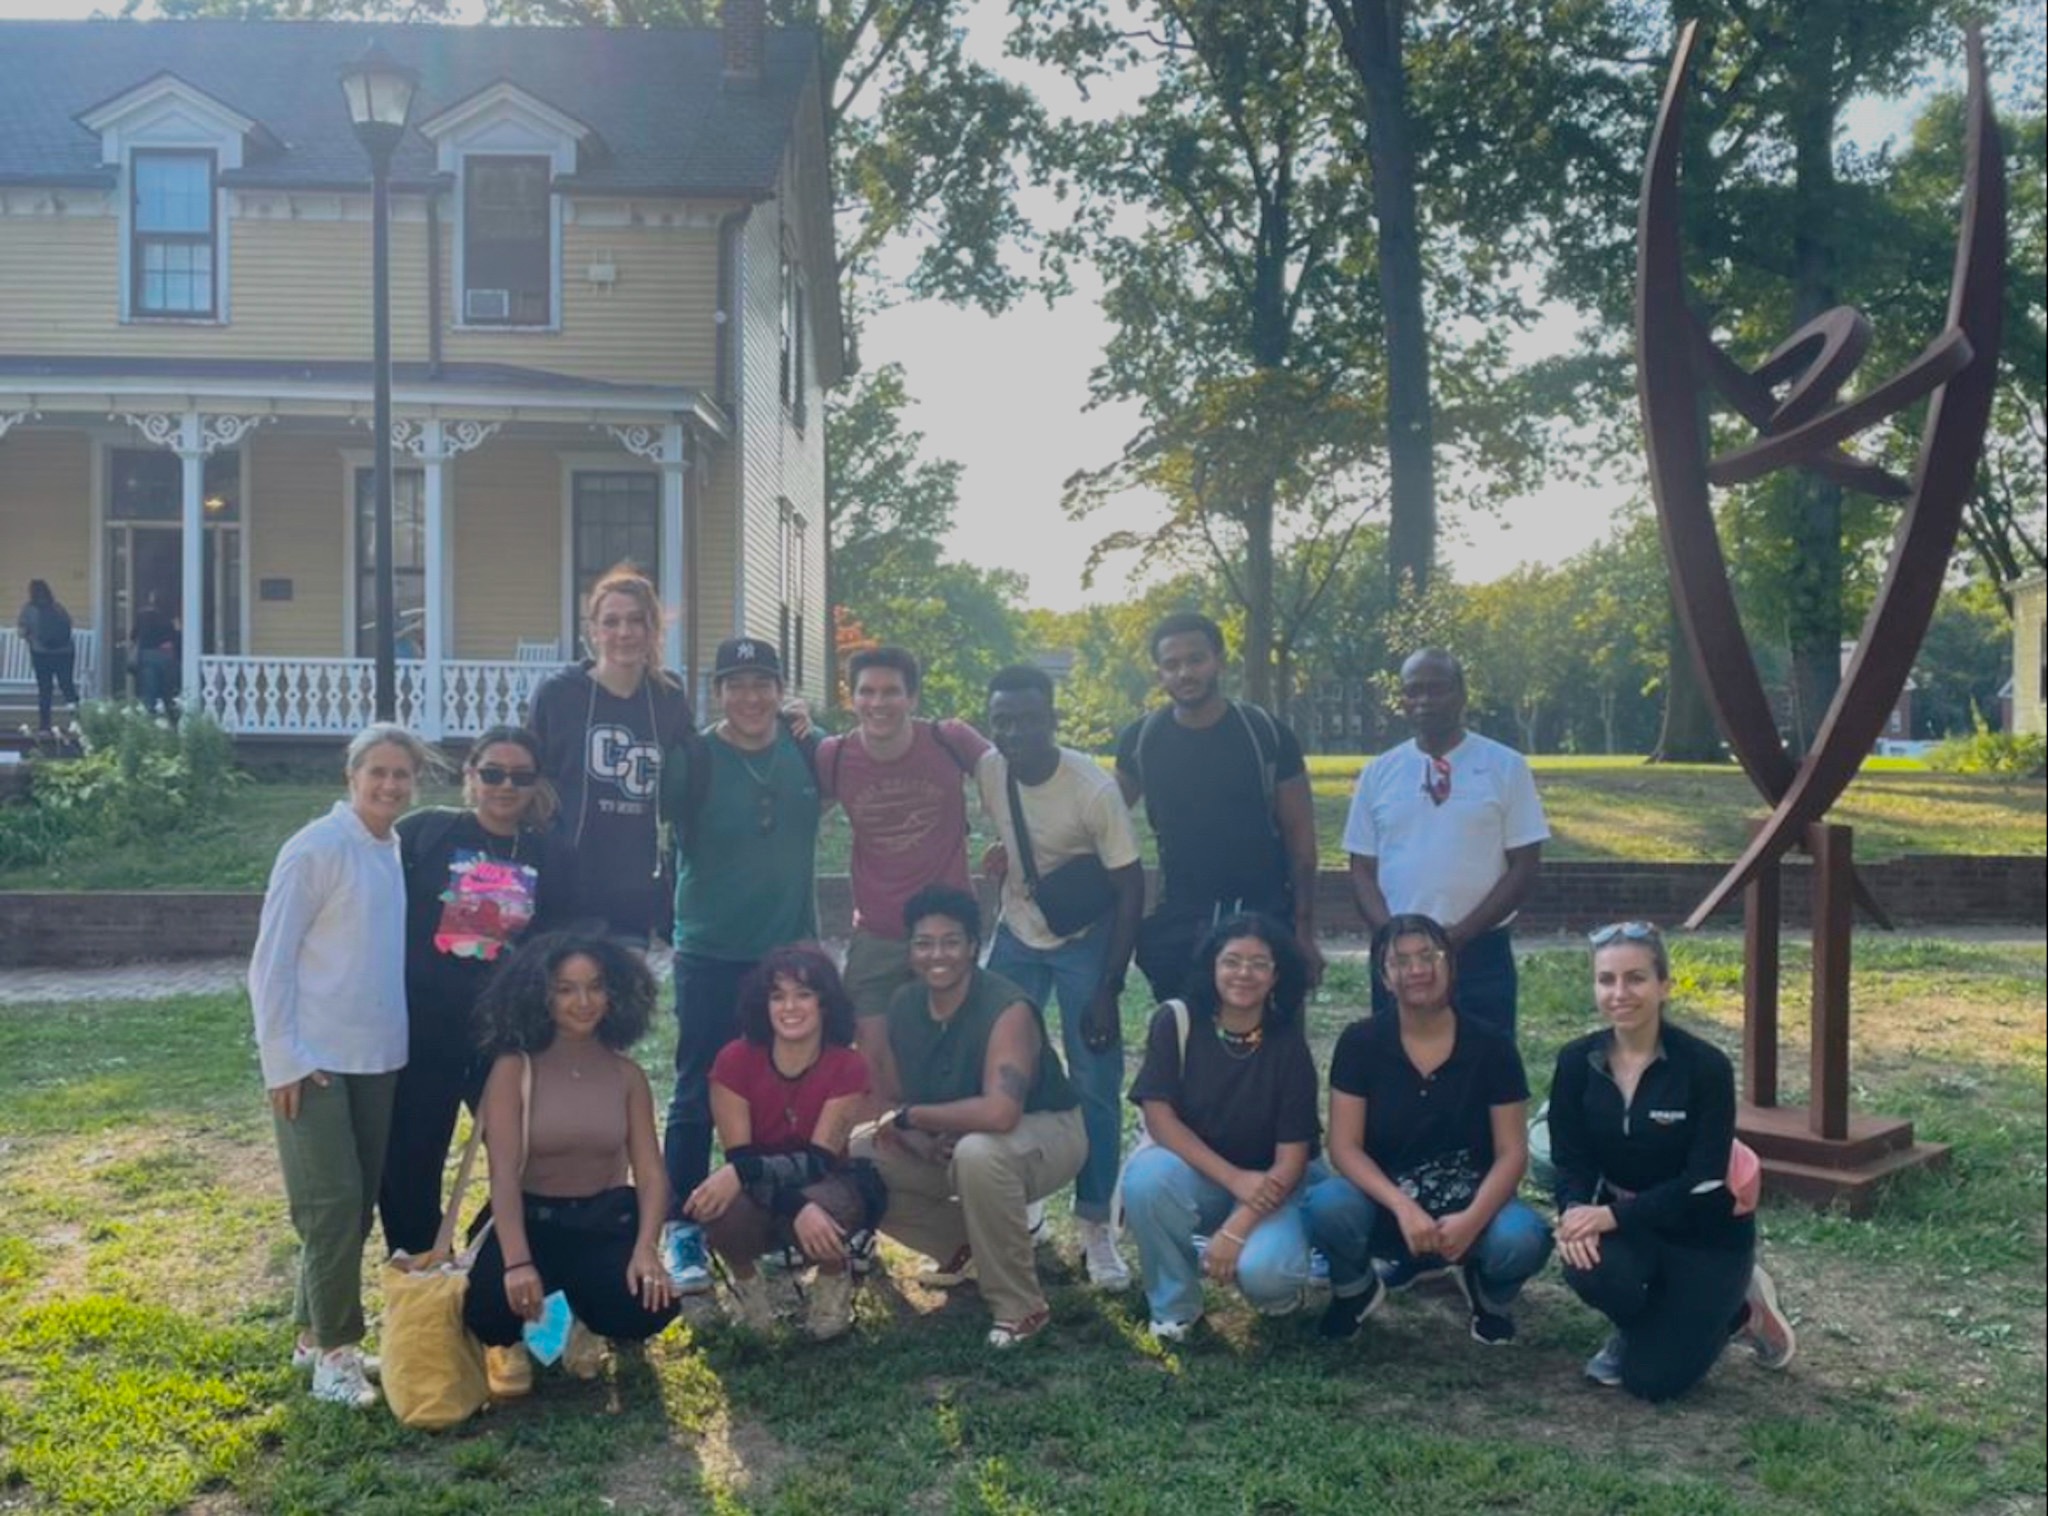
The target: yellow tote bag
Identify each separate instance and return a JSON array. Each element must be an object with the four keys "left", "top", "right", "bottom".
[{"left": 381, "top": 1119, "right": 490, "bottom": 1430}]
